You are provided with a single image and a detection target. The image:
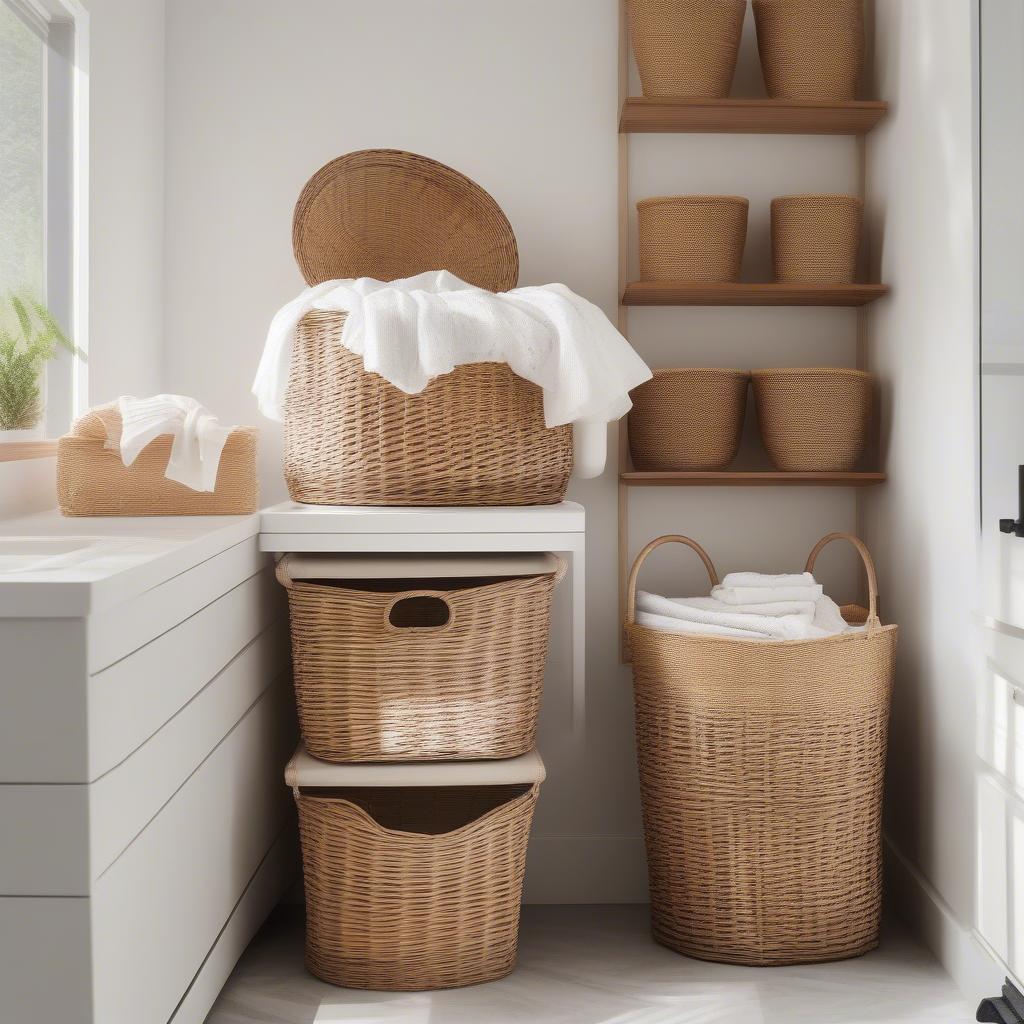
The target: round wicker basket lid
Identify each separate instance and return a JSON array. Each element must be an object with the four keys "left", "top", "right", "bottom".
[{"left": 292, "top": 149, "right": 519, "bottom": 291}]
